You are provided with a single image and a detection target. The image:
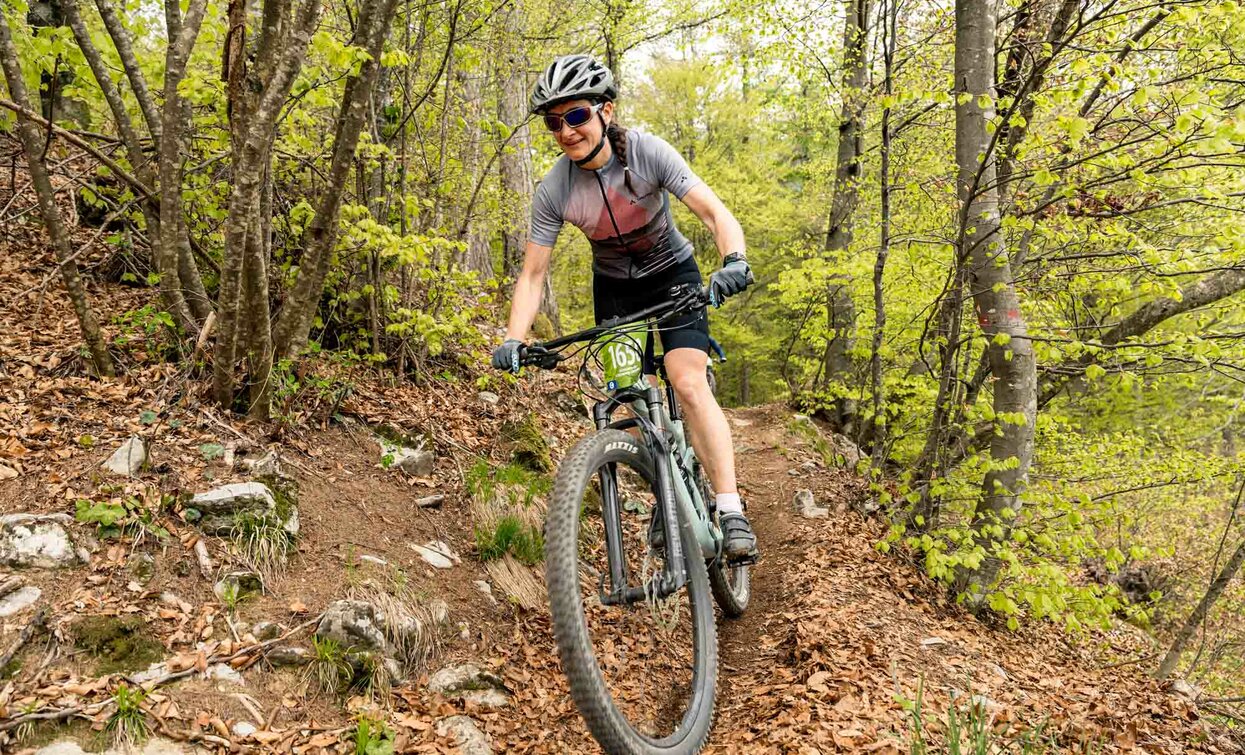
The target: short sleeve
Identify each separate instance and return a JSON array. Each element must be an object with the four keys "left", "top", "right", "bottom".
[
  {"left": 638, "top": 133, "right": 702, "bottom": 199},
  {"left": 529, "top": 179, "right": 564, "bottom": 248}
]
